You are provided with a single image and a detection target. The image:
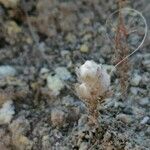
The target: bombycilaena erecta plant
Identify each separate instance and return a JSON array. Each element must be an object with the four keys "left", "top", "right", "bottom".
[
  {"left": 75, "top": 60, "right": 111, "bottom": 120},
  {"left": 75, "top": 0, "right": 147, "bottom": 123}
]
